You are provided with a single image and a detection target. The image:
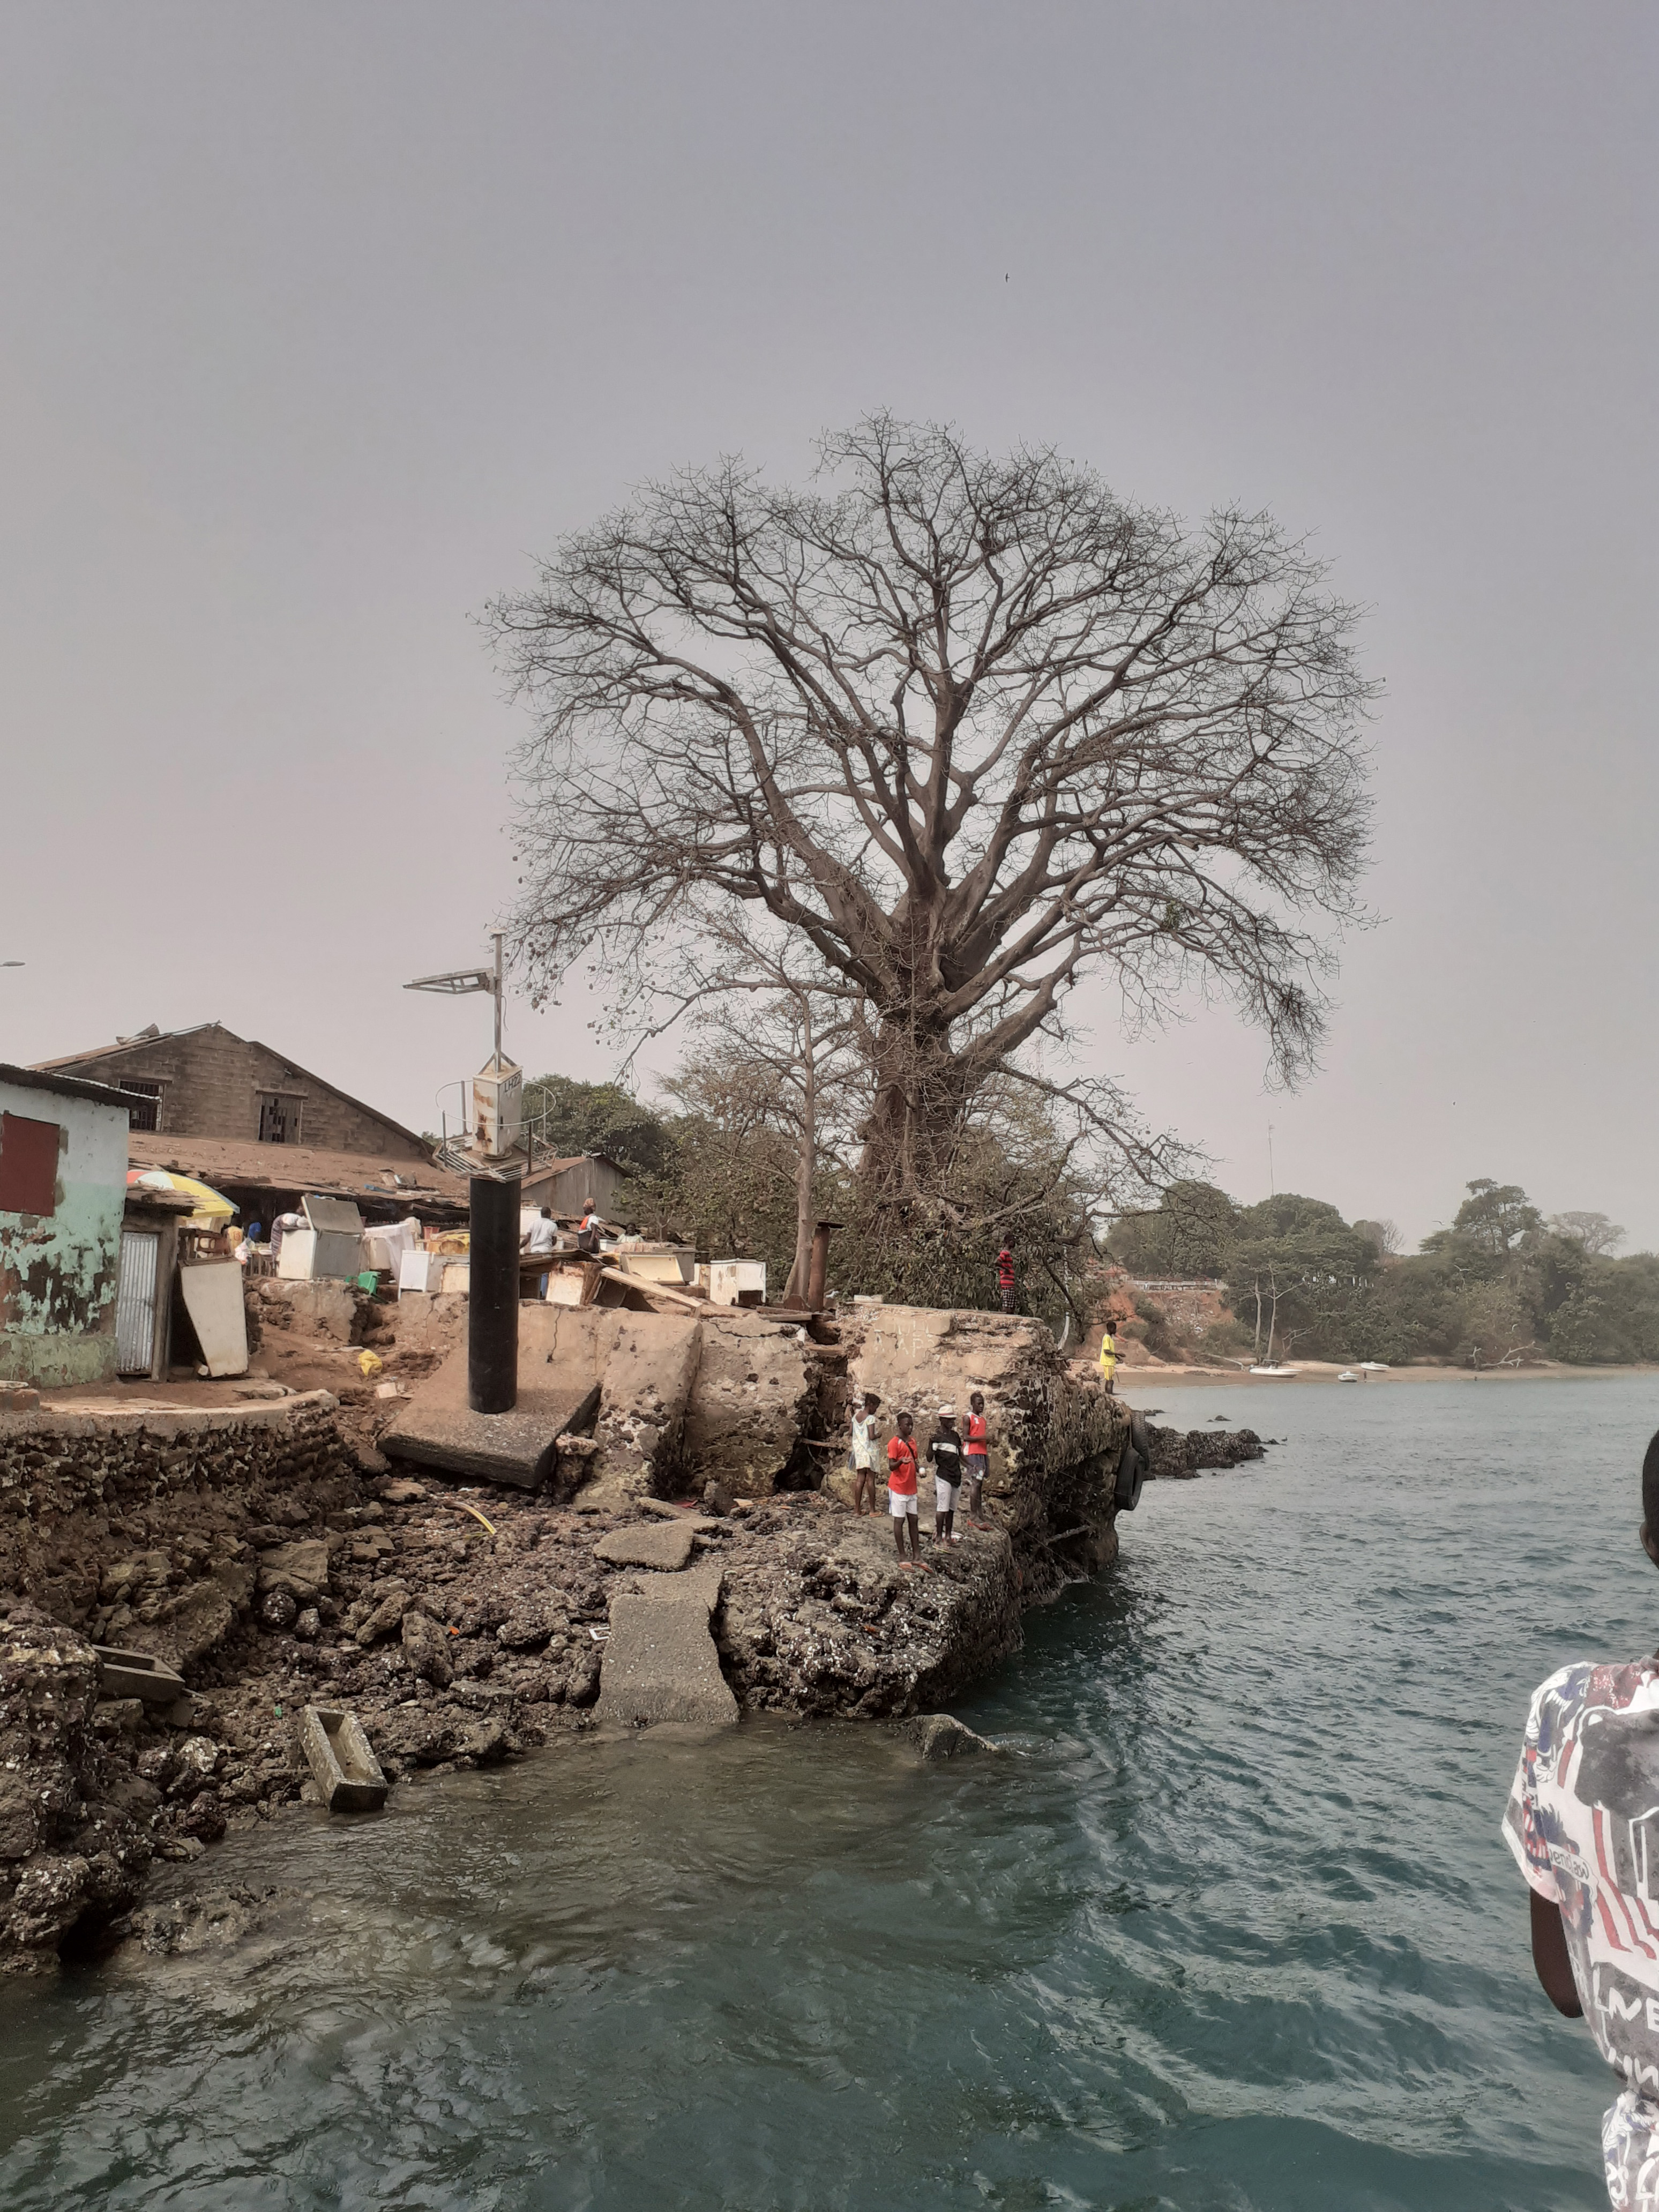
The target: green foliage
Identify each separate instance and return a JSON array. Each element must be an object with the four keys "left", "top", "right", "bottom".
[
  {"left": 1544, "top": 1253, "right": 1659, "bottom": 1364},
  {"left": 1221, "top": 1194, "right": 1380, "bottom": 1358},
  {"left": 624, "top": 1053, "right": 836, "bottom": 1276},
  {"left": 1419, "top": 1178, "right": 1543, "bottom": 1267},
  {"left": 840, "top": 1097, "right": 1097, "bottom": 1338},
  {"left": 1109, "top": 1180, "right": 1239, "bottom": 1277},
  {"left": 521, "top": 1075, "right": 669, "bottom": 1177},
  {"left": 1107, "top": 1168, "right": 1653, "bottom": 1367}
]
